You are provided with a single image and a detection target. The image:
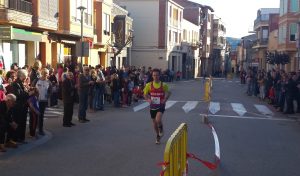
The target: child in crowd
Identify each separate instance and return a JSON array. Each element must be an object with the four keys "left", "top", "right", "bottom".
[
  {"left": 128, "top": 77, "right": 134, "bottom": 106},
  {"left": 28, "top": 88, "right": 40, "bottom": 138},
  {"left": 105, "top": 75, "right": 112, "bottom": 104}
]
